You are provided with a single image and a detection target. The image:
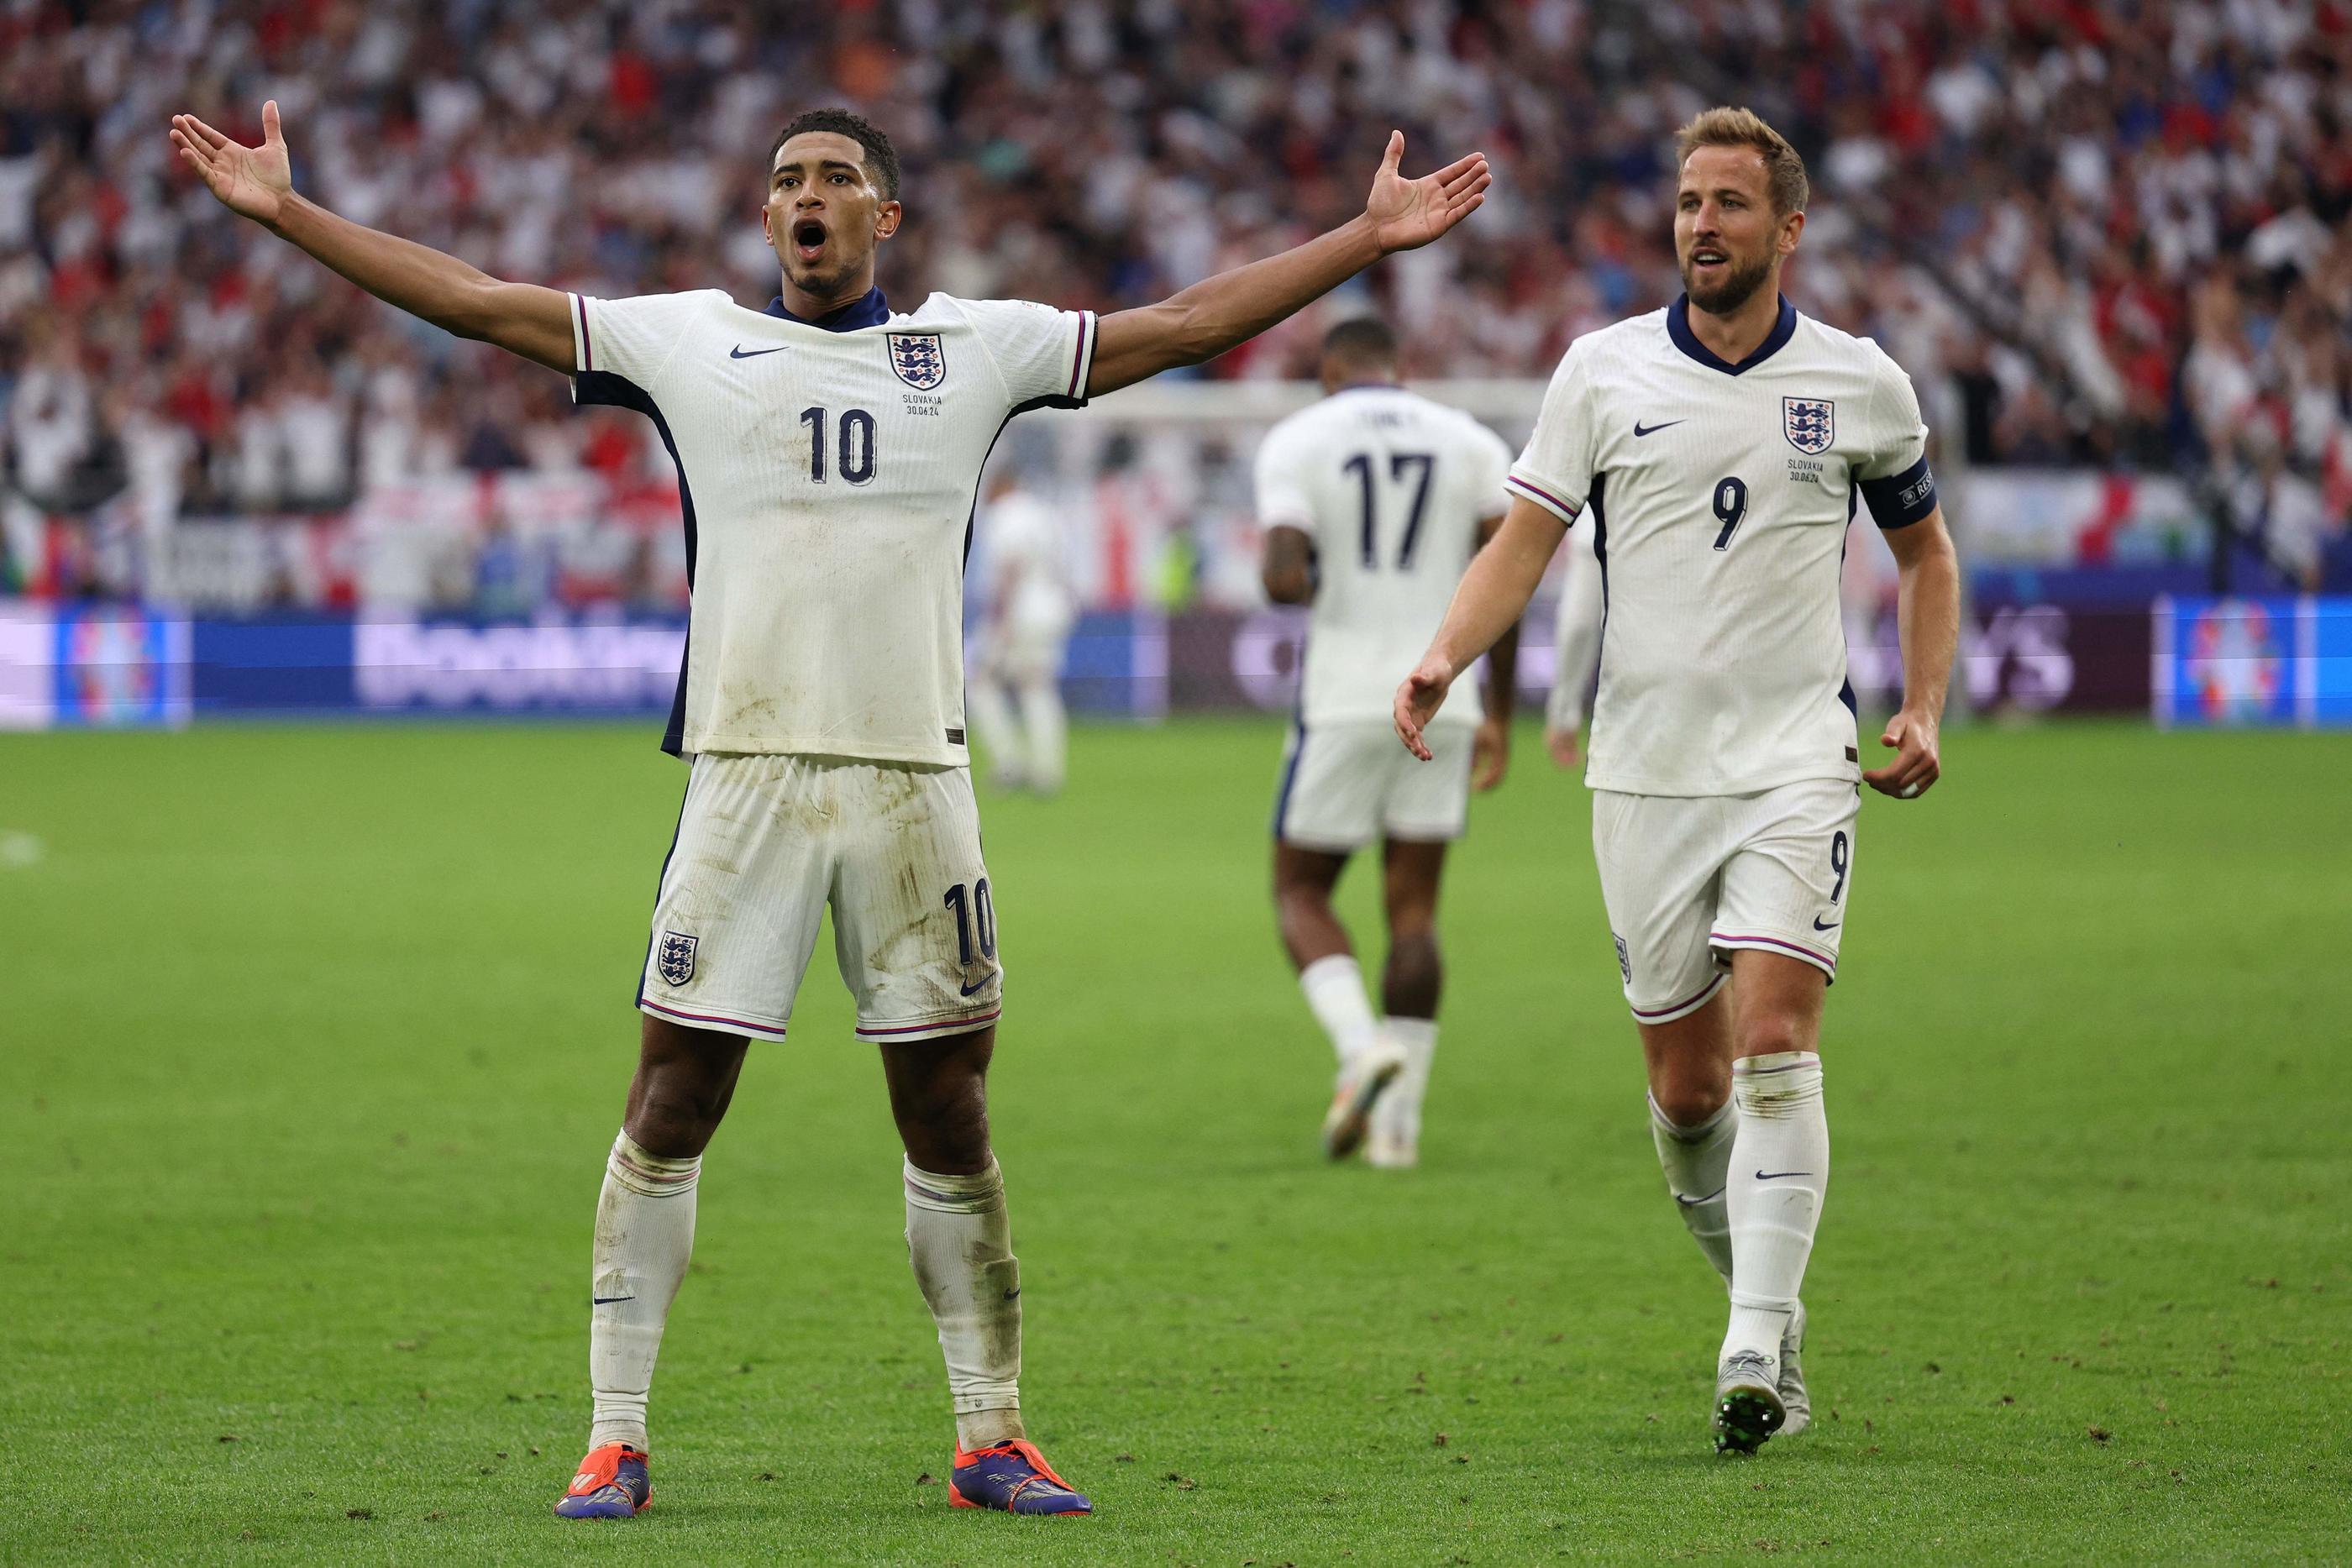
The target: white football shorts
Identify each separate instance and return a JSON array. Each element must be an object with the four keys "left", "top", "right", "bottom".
[
  {"left": 636, "top": 753, "right": 1003, "bottom": 1043},
  {"left": 1591, "top": 777, "right": 1859, "bottom": 1023},
  {"left": 1274, "top": 719, "right": 1475, "bottom": 852}
]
